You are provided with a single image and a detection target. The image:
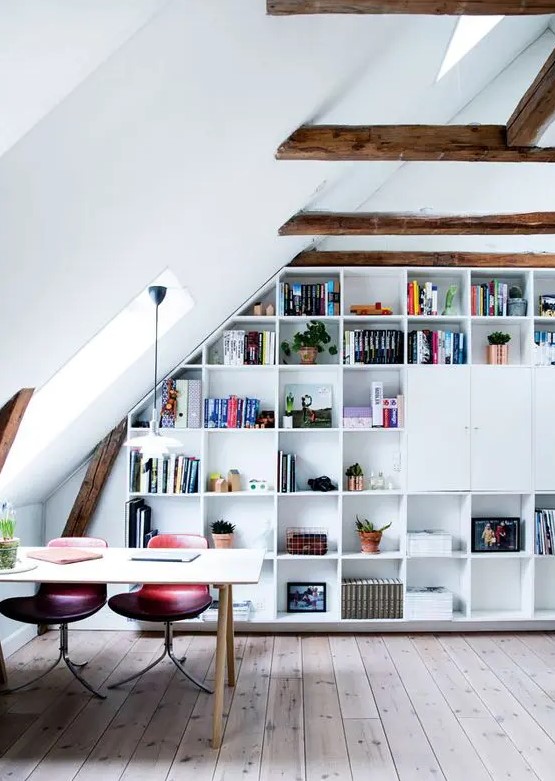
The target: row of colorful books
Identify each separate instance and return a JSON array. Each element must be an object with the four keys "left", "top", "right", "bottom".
[
  {"left": 204, "top": 396, "right": 261, "bottom": 428},
  {"left": 408, "top": 330, "right": 465, "bottom": 364},
  {"left": 343, "top": 329, "right": 403, "bottom": 365},
  {"left": 534, "top": 331, "right": 555, "bottom": 366},
  {"left": 222, "top": 330, "right": 275, "bottom": 366},
  {"left": 279, "top": 280, "right": 340, "bottom": 317},
  {"left": 341, "top": 579, "right": 403, "bottom": 619},
  {"left": 471, "top": 281, "right": 512, "bottom": 317},
  {"left": 159, "top": 378, "right": 202, "bottom": 429},
  {"left": 407, "top": 280, "right": 439, "bottom": 316},
  {"left": 129, "top": 451, "right": 200, "bottom": 494},
  {"left": 278, "top": 451, "right": 296, "bottom": 493},
  {"left": 535, "top": 509, "right": 555, "bottom": 555}
]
